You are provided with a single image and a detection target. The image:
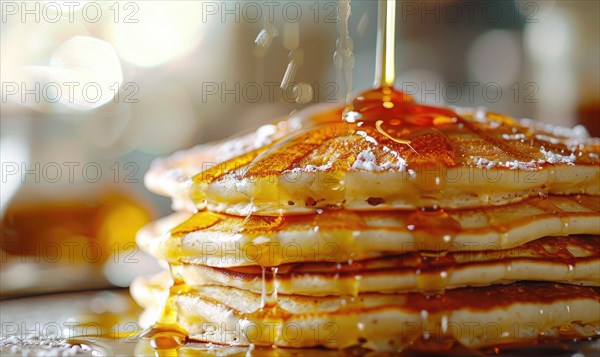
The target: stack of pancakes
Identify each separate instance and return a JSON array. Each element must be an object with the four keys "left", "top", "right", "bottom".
[{"left": 132, "top": 103, "right": 600, "bottom": 351}]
